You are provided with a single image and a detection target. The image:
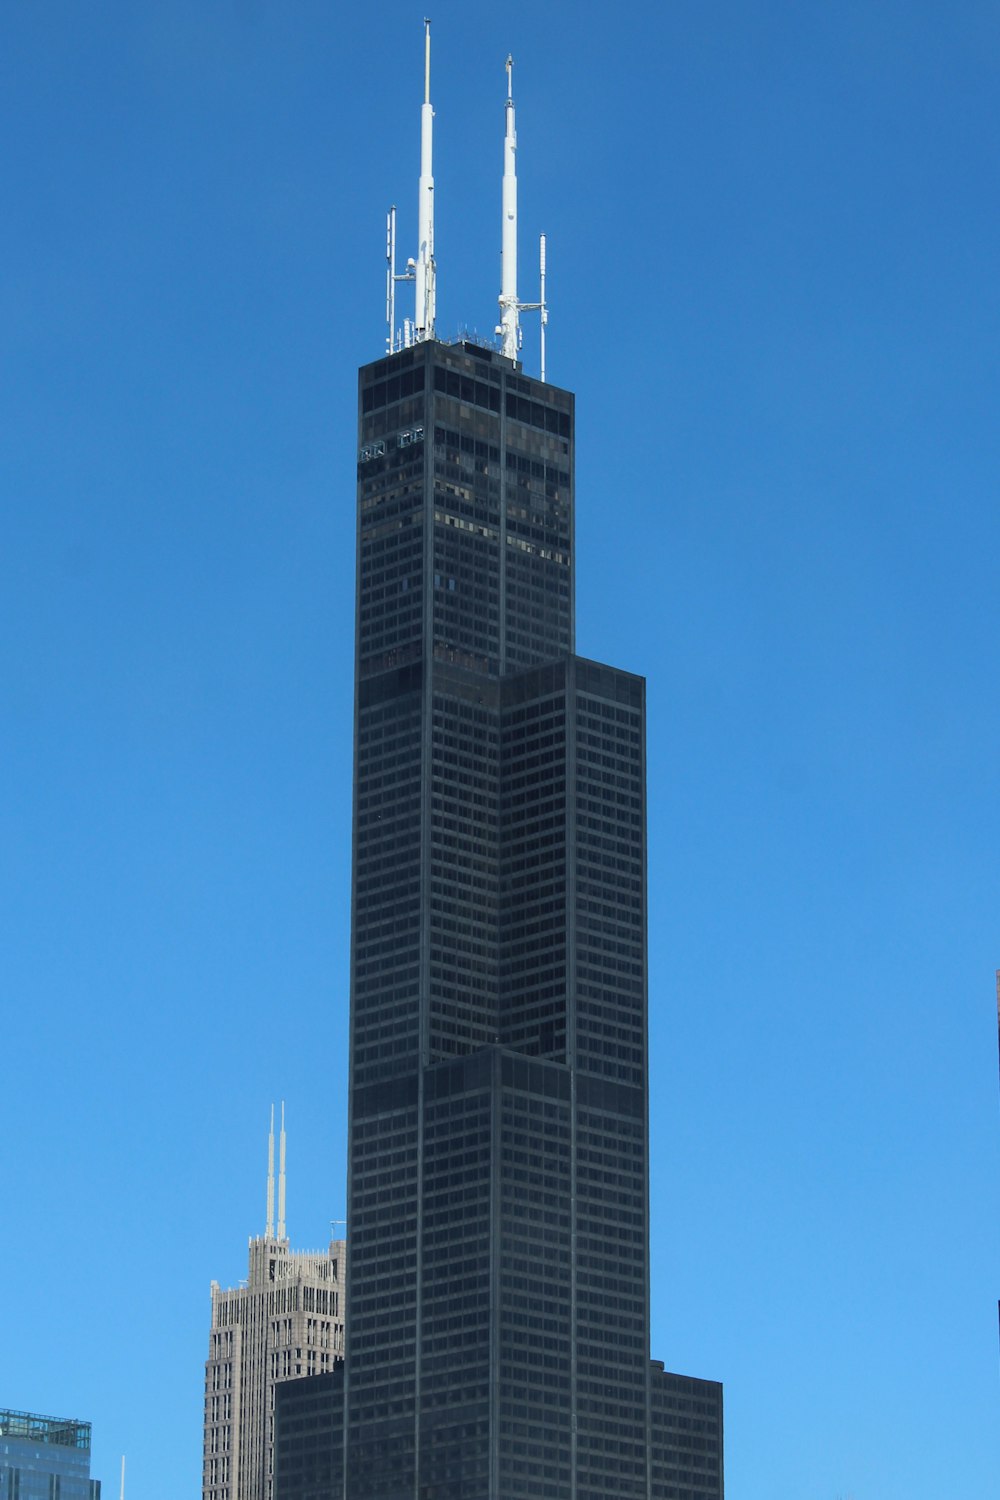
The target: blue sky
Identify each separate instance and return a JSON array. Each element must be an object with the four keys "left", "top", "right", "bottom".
[{"left": 3, "top": 3, "right": 998, "bottom": 1496}]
